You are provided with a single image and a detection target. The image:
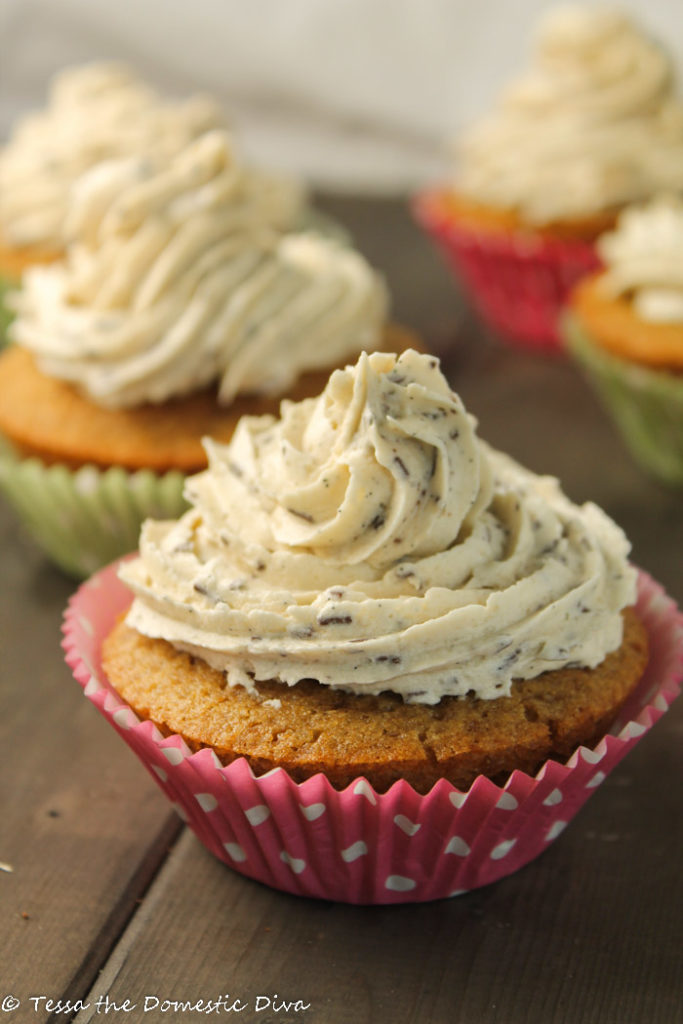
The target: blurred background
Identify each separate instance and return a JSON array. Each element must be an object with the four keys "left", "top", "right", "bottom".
[{"left": 2, "top": 0, "right": 682, "bottom": 195}]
